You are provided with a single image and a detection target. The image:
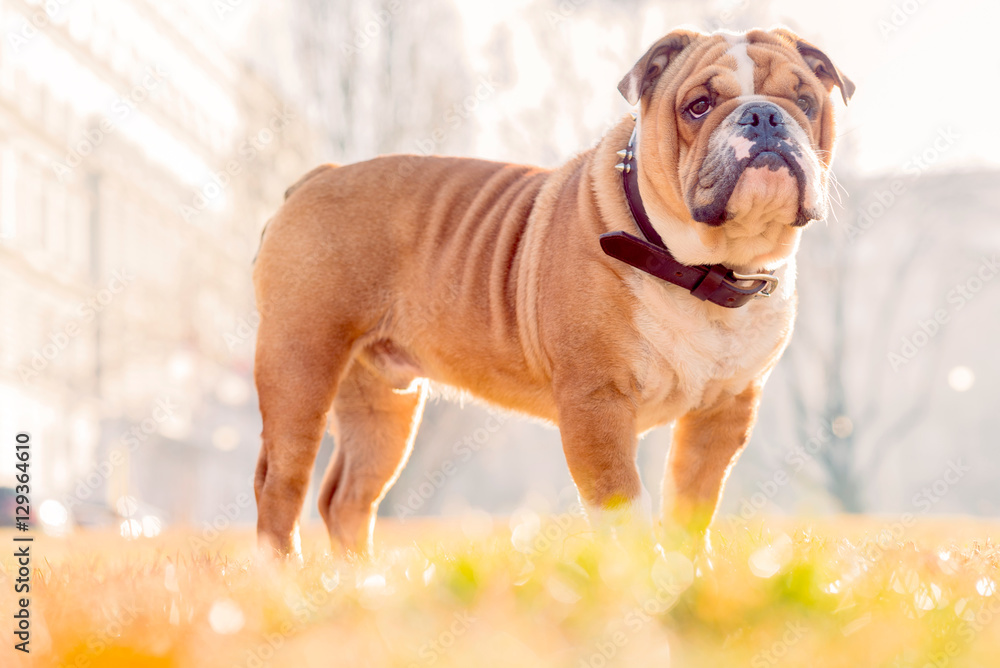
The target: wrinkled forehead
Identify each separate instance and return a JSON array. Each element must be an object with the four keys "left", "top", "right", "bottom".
[{"left": 677, "top": 31, "right": 812, "bottom": 98}]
